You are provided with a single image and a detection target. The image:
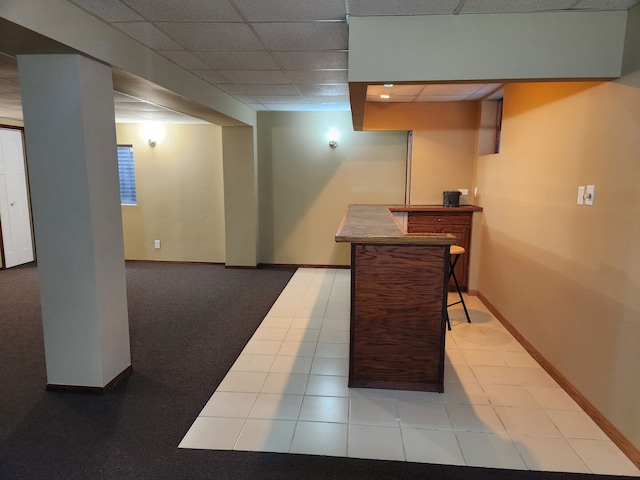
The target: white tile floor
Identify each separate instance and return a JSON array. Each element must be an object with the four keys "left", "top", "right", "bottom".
[{"left": 180, "top": 268, "right": 640, "bottom": 476}]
